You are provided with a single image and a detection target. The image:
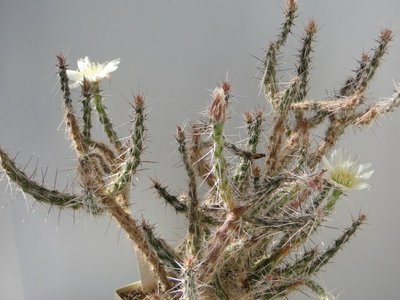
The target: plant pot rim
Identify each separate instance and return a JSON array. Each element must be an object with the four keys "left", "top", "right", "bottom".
[{"left": 114, "top": 281, "right": 142, "bottom": 300}]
